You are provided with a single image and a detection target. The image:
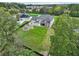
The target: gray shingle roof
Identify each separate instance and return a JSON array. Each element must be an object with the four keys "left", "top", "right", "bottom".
[
  {"left": 31, "top": 15, "right": 53, "bottom": 27},
  {"left": 32, "top": 15, "right": 53, "bottom": 22}
]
